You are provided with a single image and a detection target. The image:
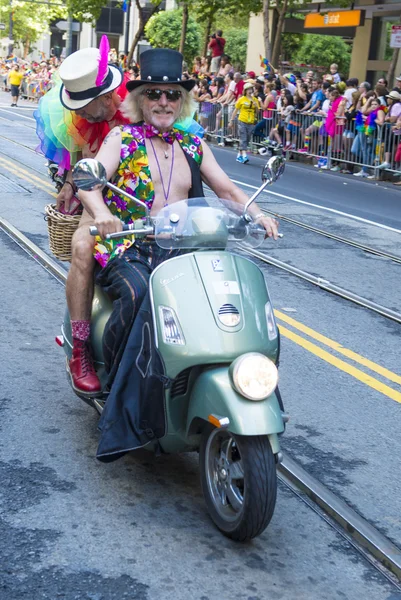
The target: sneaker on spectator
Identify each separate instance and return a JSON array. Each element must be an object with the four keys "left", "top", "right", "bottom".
[
  {"left": 218, "top": 142, "right": 225, "bottom": 147},
  {"left": 243, "top": 156, "right": 250, "bottom": 164},
  {"left": 236, "top": 155, "right": 244, "bottom": 163},
  {"left": 298, "top": 148, "right": 309, "bottom": 153},
  {"left": 353, "top": 170, "right": 368, "bottom": 177},
  {"left": 330, "top": 165, "right": 341, "bottom": 172},
  {"left": 367, "top": 174, "right": 376, "bottom": 179},
  {"left": 225, "top": 136, "right": 233, "bottom": 142},
  {"left": 377, "top": 161, "right": 391, "bottom": 170},
  {"left": 258, "top": 147, "right": 268, "bottom": 156},
  {"left": 284, "top": 143, "right": 292, "bottom": 150}
]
